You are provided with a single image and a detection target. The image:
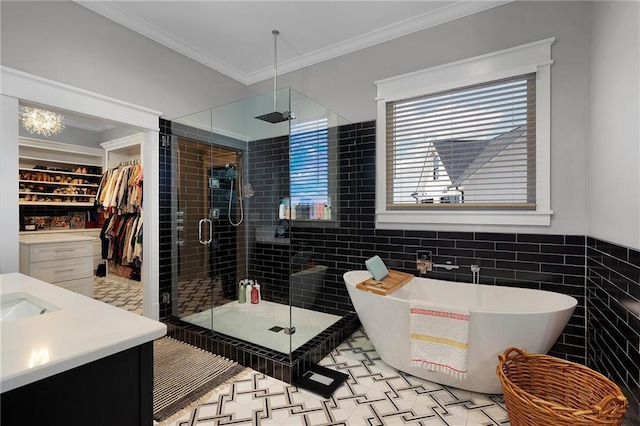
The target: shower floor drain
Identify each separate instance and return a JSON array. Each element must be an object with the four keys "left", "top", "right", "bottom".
[{"left": 269, "top": 326, "right": 284, "bottom": 332}]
